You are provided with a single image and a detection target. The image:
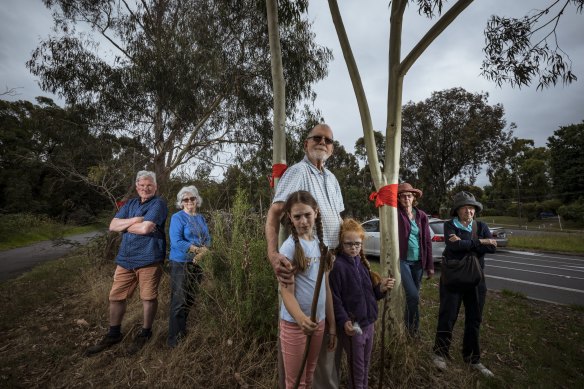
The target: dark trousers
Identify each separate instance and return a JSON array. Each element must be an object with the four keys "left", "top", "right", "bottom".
[
  {"left": 433, "top": 277, "right": 486, "bottom": 364},
  {"left": 400, "top": 260, "right": 423, "bottom": 335},
  {"left": 168, "top": 261, "right": 203, "bottom": 347}
]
